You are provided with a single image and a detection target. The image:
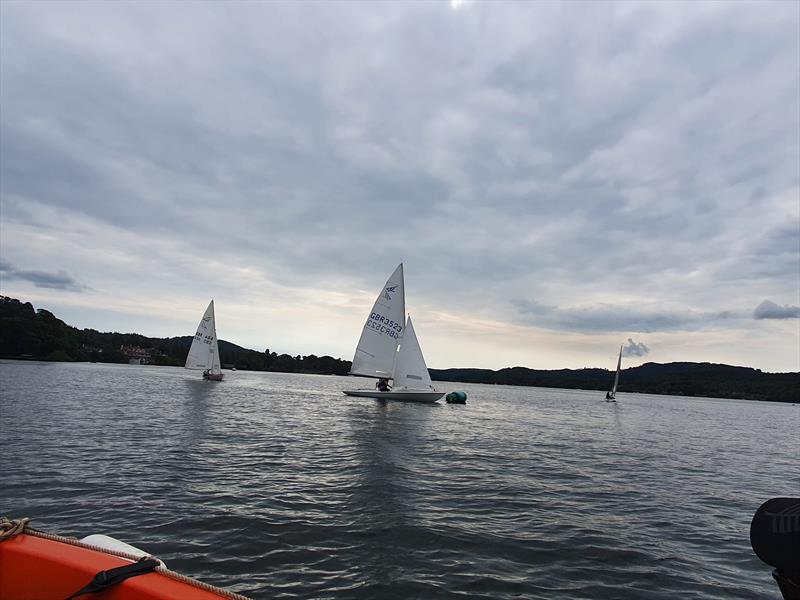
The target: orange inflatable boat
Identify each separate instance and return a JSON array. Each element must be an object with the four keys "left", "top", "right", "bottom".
[{"left": 0, "top": 517, "right": 249, "bottom": 600}]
